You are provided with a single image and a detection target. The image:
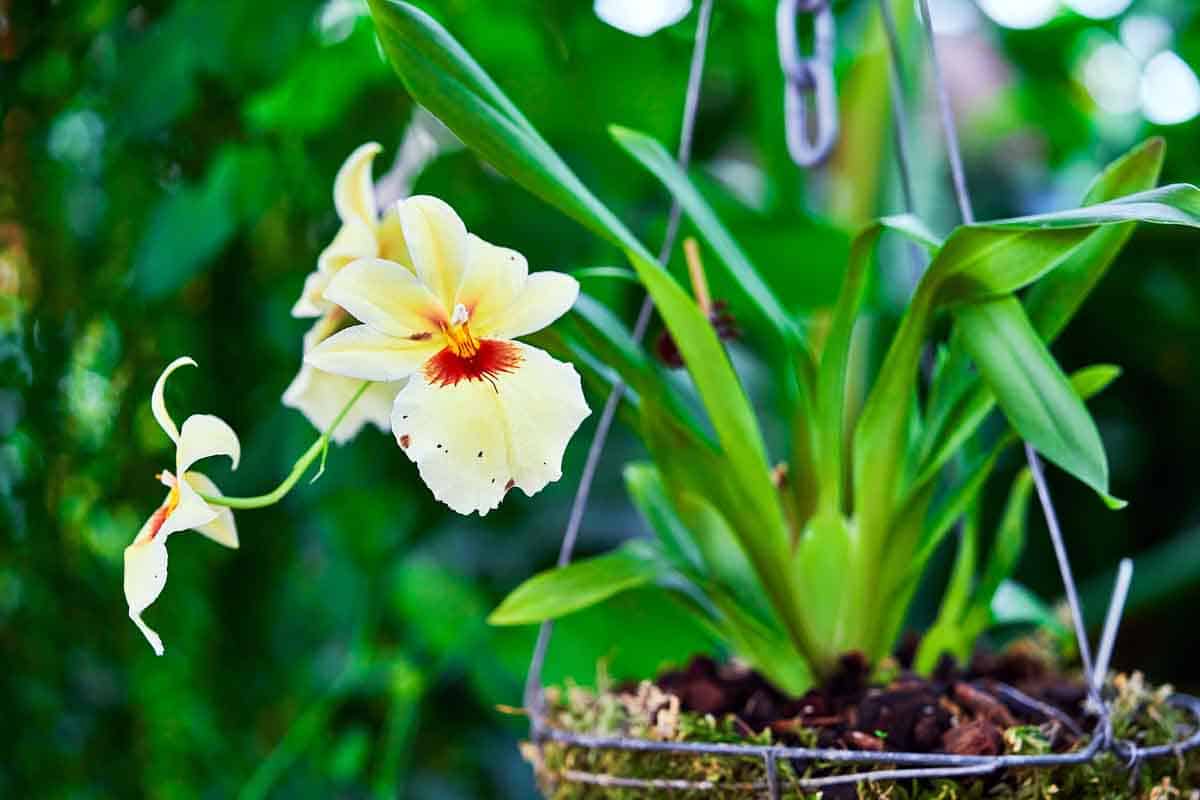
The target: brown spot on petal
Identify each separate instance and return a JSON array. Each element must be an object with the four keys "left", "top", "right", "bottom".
[
  {"left": 504, "top": 479, "right": 515, "bottom": 491},
  {"left": 398, "top": 434, "right": 410, "bottom": 449}
]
